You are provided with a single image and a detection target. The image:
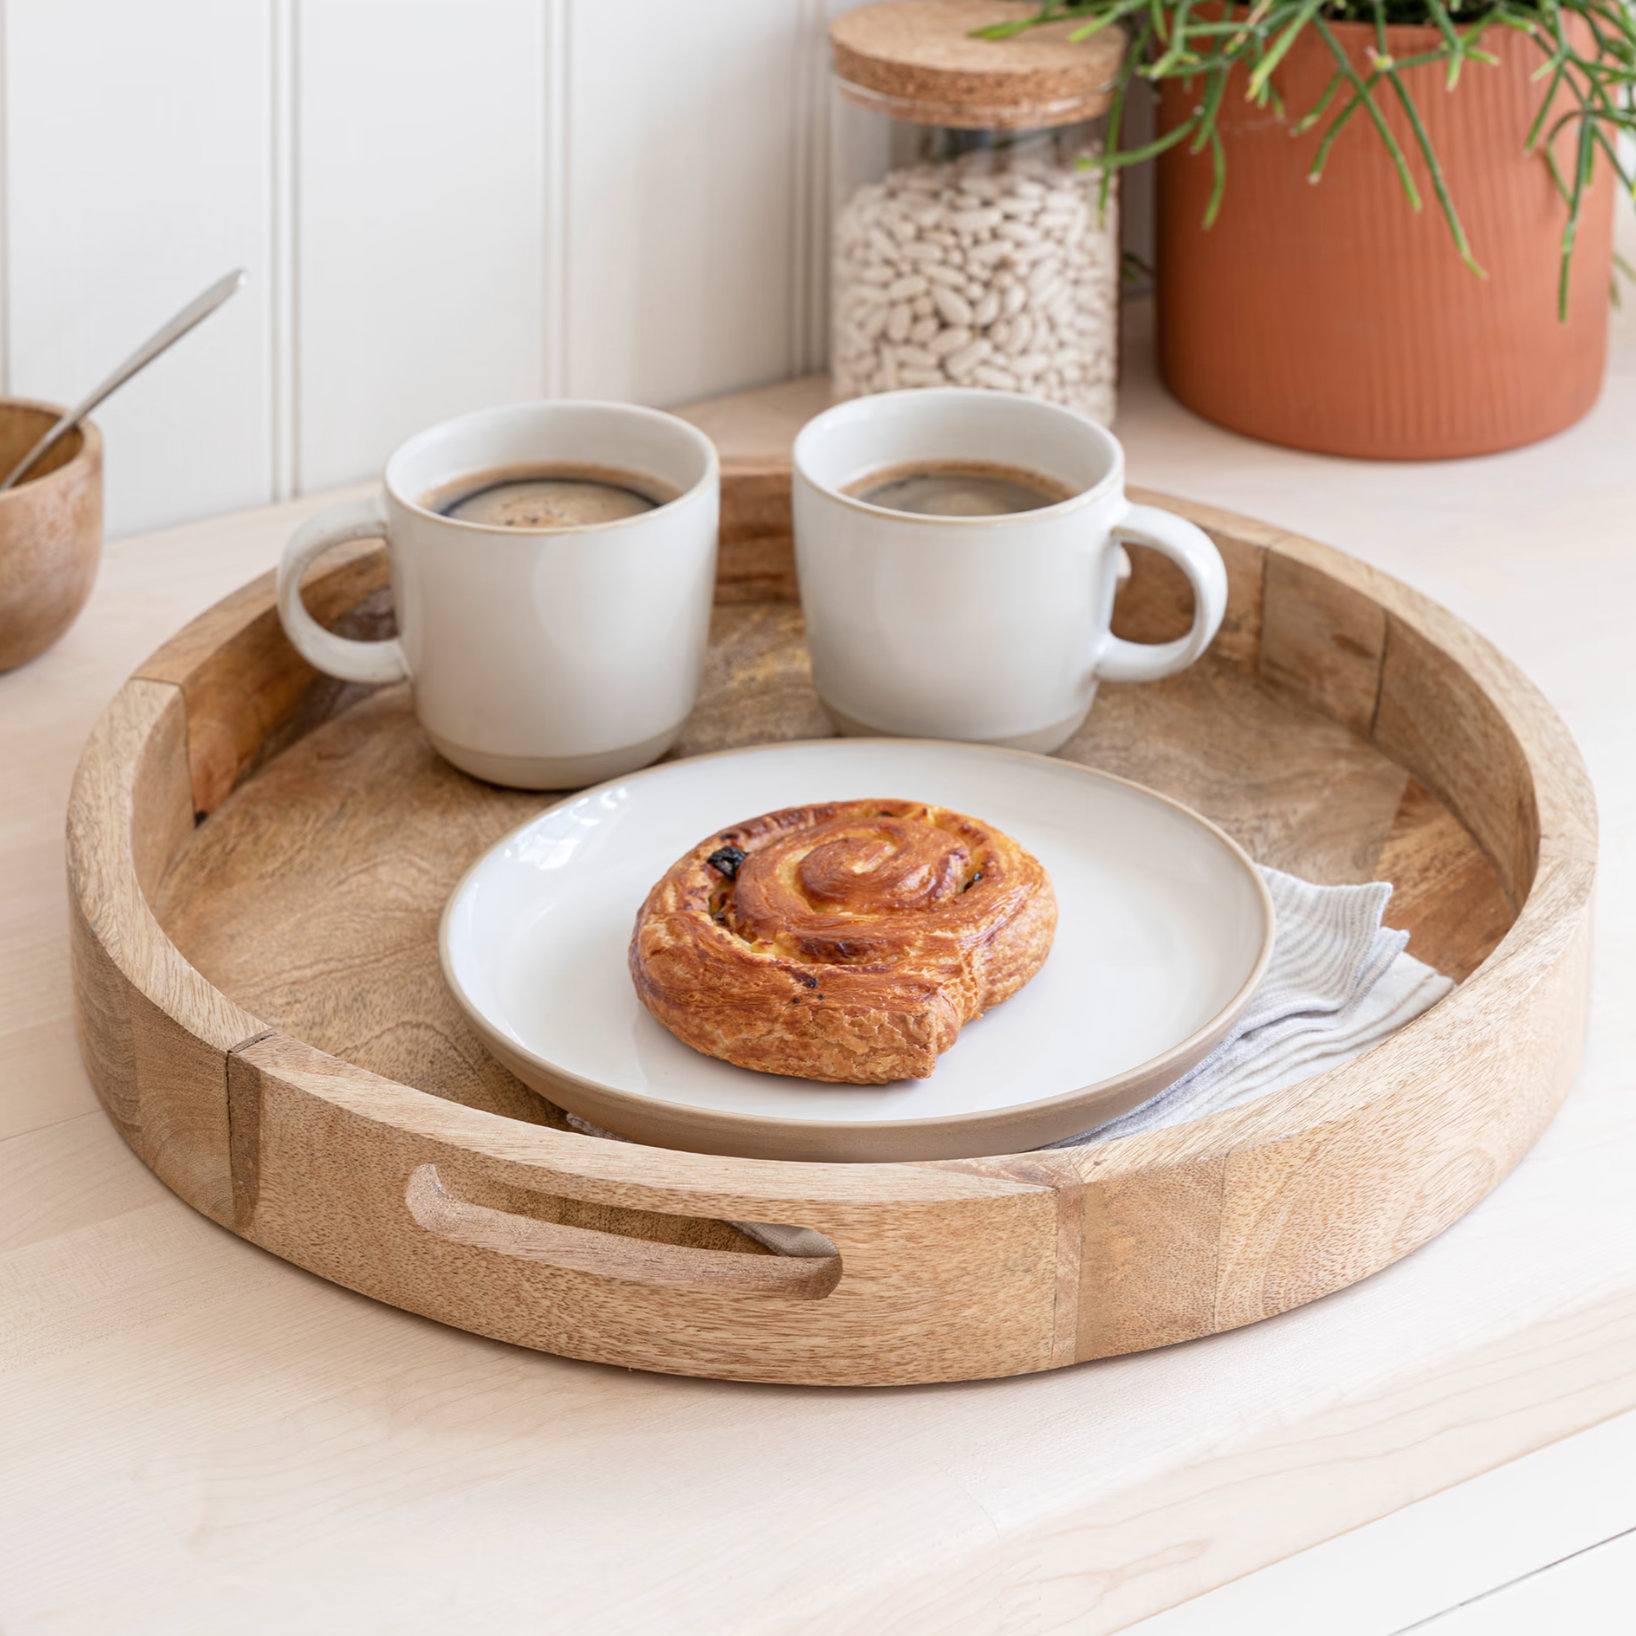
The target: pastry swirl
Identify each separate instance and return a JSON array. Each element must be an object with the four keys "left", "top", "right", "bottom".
[{"left": 629, "top": 799, "right": 1056, "bottom": 1083}]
